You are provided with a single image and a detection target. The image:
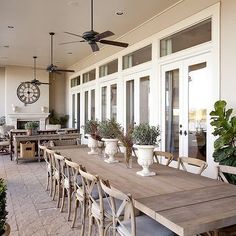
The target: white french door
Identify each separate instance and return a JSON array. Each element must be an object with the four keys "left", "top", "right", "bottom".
[
  {"left": 161, "top": 53, "right": 211, "bottom": 164},
  {"left": 124, "top": 70, "right": 151, "bottom": 130},
  {"left": 71, "top": 92, "right": 81, "bottom": 131}
]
